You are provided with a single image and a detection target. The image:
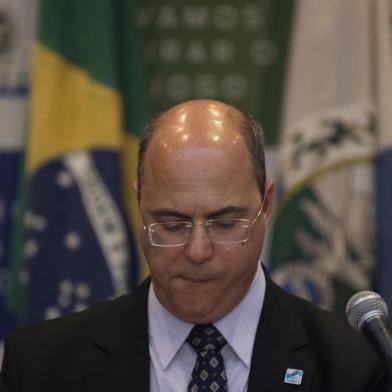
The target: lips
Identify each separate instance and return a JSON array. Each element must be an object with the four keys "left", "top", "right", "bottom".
[{"left": 177, "top": 276, "right": 212, "bottom": 284}]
